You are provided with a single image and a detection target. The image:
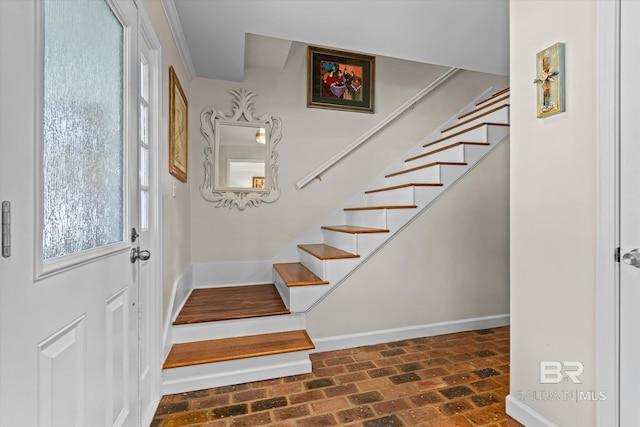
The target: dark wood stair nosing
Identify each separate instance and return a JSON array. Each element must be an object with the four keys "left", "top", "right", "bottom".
[
  {"left": 459, "top": 94, "right": 510, "bottom": 120},
  {"left": 298, "top": 243, "right": 360, "bottom": 260},
  {"left": 423, "top": 122, "right": 509, "bottom": 149},
  {"left": 476, "top": 88, "right": 510, "bottom": 106},
  {"left": 364, "top": 183, "right": 444, "bottom": 194},
  {"left": 405, "top": 141, "right": 490, "bottom": 163},
  {"left": 441, "top": 104, "right": 510, "bottom": 134},
  {"left": 163, "top": 330, "right": 315, "bottom": 369},
  {"left": 344, "top": 205, "right": 418, "bottom": 211},
  {"left": 385, "top": 162, "right": 467, "bottom": 179},
  {"left": 273, "top": 262, "right": 329, "bottom": 287},
  {"left": 321, "top": 225, "right": 390, "bottom": 234}
]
